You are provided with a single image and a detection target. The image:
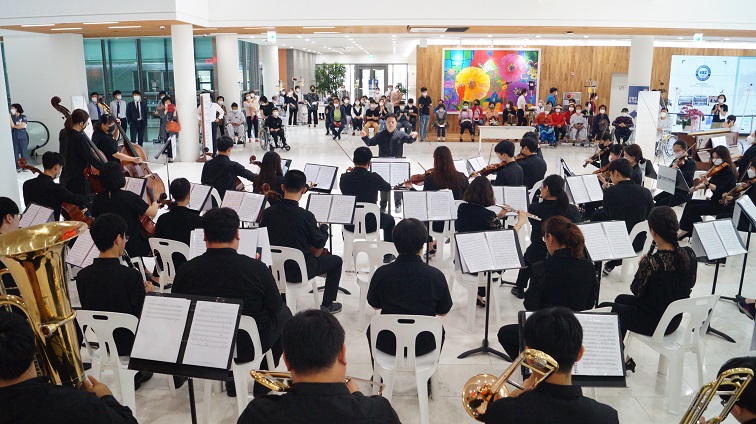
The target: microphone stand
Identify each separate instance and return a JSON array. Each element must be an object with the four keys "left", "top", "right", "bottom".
[{"left": 154, "top": 136, "right": 173, "bottom": 188}]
